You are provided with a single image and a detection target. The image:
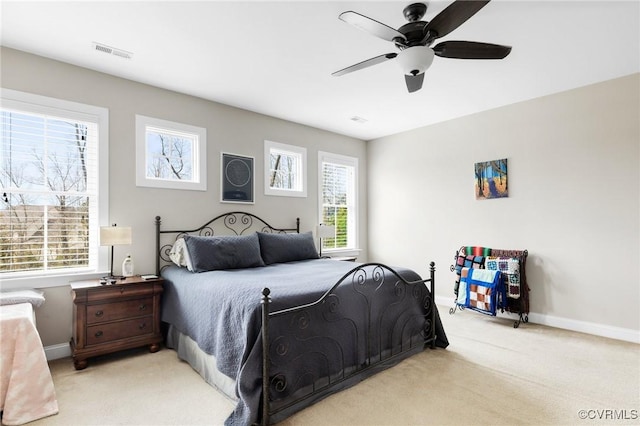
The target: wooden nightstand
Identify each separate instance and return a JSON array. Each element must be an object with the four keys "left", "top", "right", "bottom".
[{"left": 69, "top": 276, "right": 164, "bottom": 370}]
